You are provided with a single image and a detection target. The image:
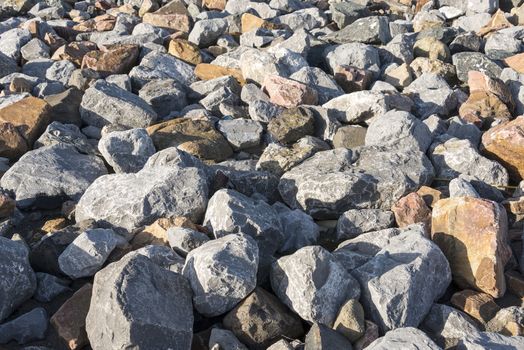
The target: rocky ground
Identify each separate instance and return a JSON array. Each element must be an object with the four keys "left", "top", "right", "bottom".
[{"left": 1, "top": 0, "right": 524, "bottom": 349}]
